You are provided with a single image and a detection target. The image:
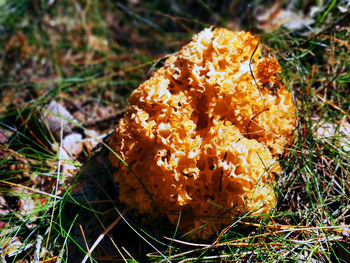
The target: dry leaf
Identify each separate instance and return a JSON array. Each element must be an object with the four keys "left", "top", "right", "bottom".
[
  {"left": 44, "top": 100, "right": 77, "bottom": 132},
  {"left": 257, "top": 3, "right": 319, "bottom": 33},
  {"left": 314, "top": 118, "right": 350, "bottom": 152},
  {"left": 0, "top": 128, "right": 13, "bottom": 144},
  {"left": 0, "top": 195, "right": 8, "bottom": 216},
  {"left": 62, "top": 133, "right": 83, "bottom": 157},
  {"left": 88, "top": 35, "right": 109, "bottom": 52},
  {"left": 2, "top": 238, "right": 33, "bottom": 258}
]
